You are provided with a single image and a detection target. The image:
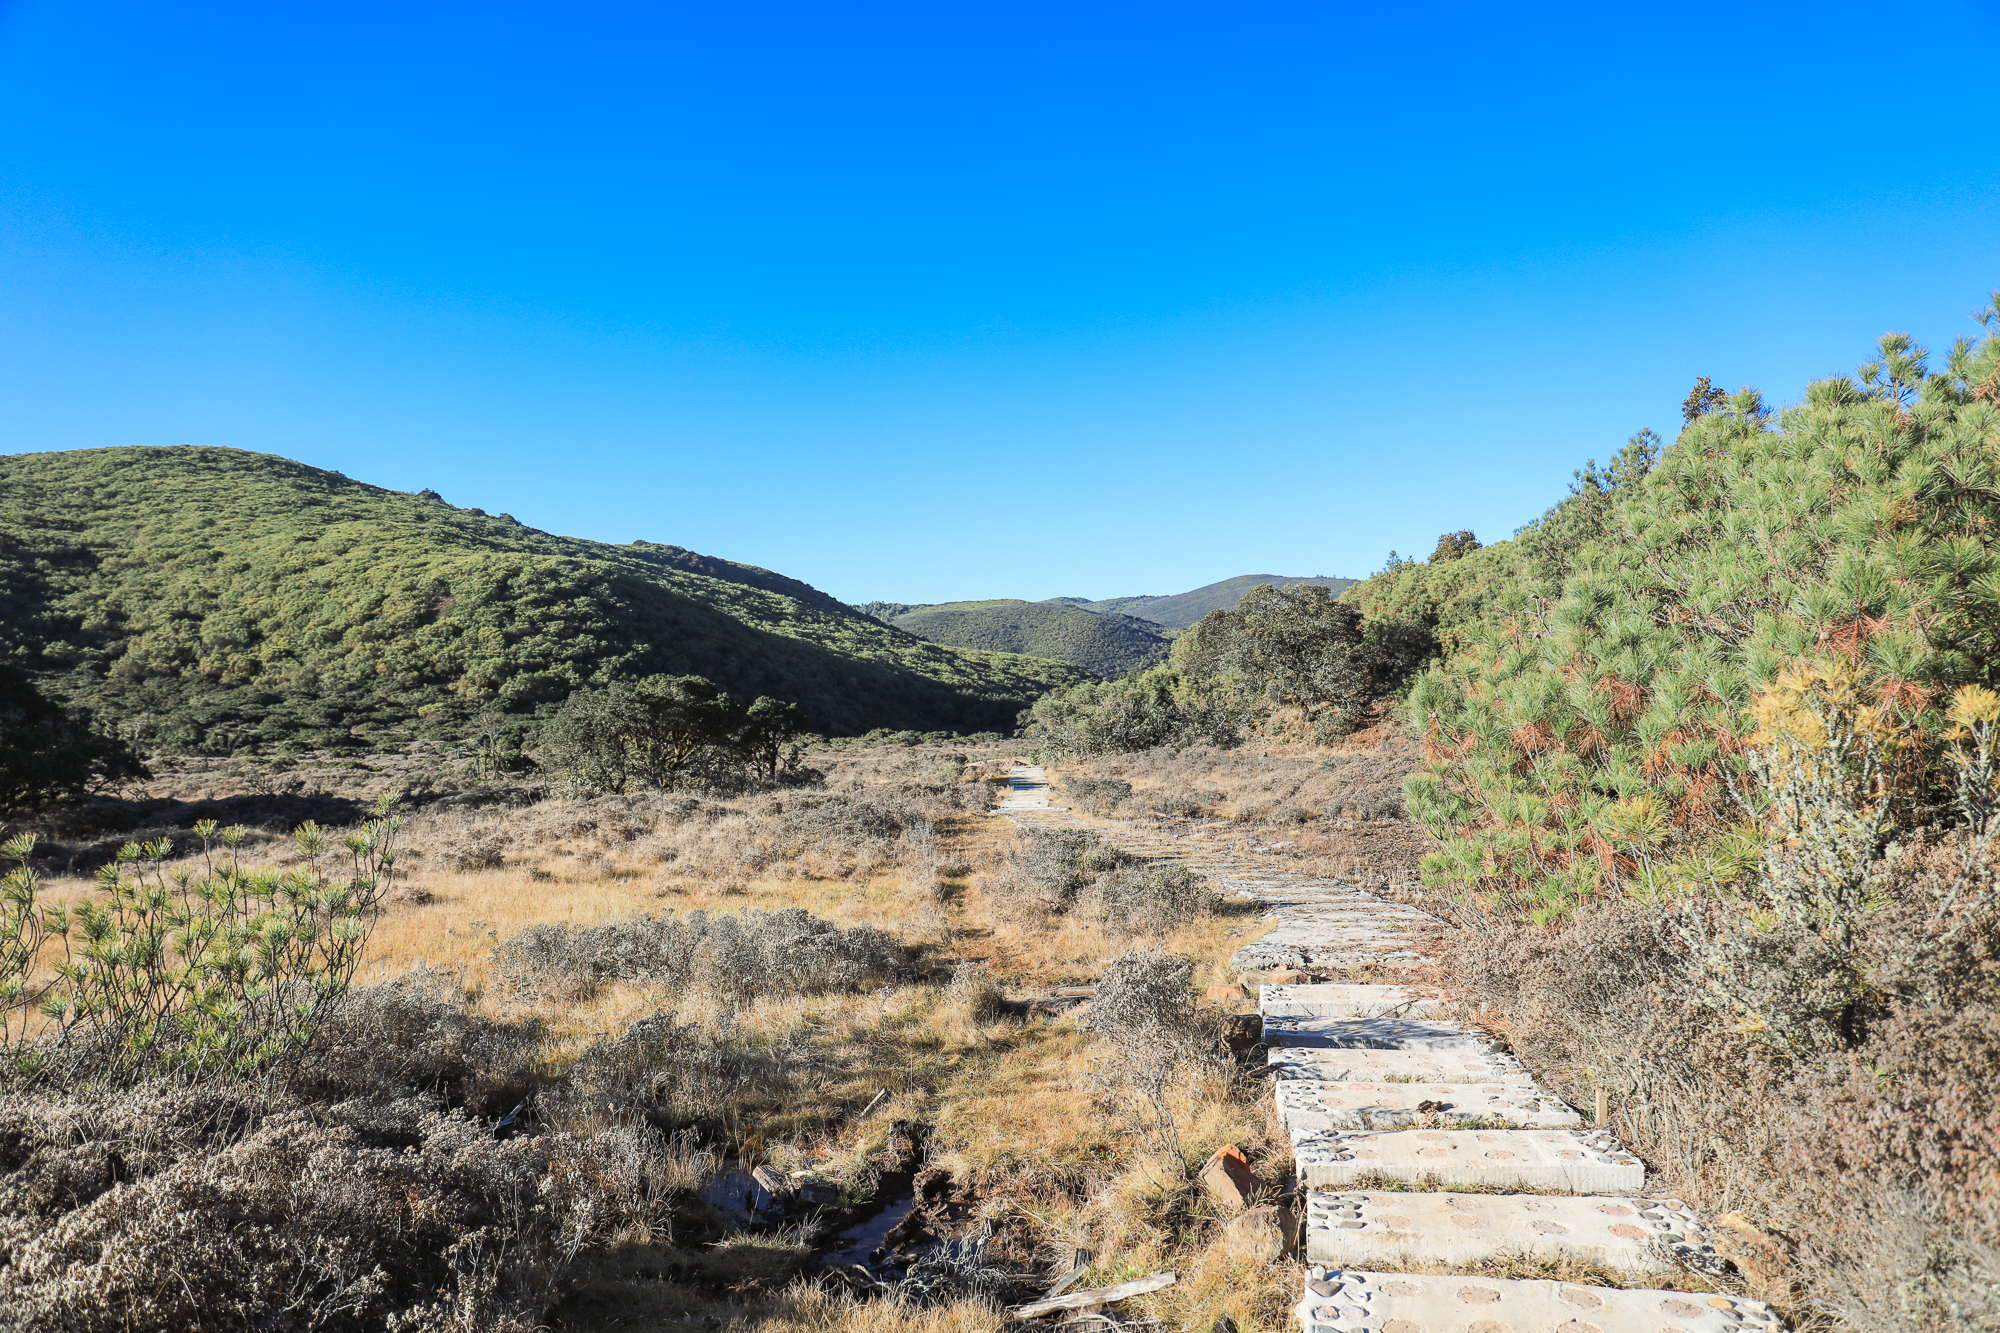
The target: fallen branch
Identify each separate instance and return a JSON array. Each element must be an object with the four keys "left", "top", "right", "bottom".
[{"left": 1012, "top": 1271, "right": 1177, "bottom": 1319}]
